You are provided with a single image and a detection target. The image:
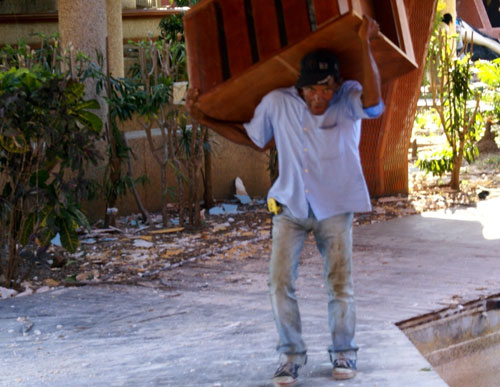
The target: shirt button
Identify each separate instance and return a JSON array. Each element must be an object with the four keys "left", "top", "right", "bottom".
[
  {"left": 305, "top": 189, "right": 309, "bottom": 193},
  {"left": 304, "top": 169, "right": 309, "bottom": 173},
  {"left": 304, "top": 148, "right": 308, "bottom": 152},
  {"left": 303, "top": 127, "right": 307, "bottom": 132}
]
